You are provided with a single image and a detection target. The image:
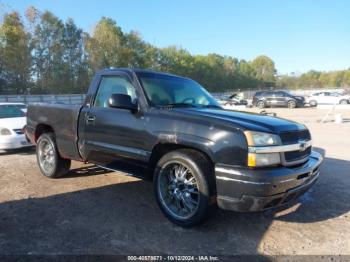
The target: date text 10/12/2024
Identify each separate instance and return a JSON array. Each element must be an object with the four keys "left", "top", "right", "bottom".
[{"left": 127, "top": 256, "right": 219, "bottom": 261}]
